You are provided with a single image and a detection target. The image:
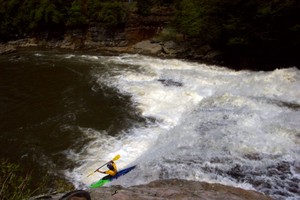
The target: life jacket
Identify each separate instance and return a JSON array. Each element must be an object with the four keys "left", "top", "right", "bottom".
[{"left": 105, "top": 161, "right": 117, "bottom": 176}]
